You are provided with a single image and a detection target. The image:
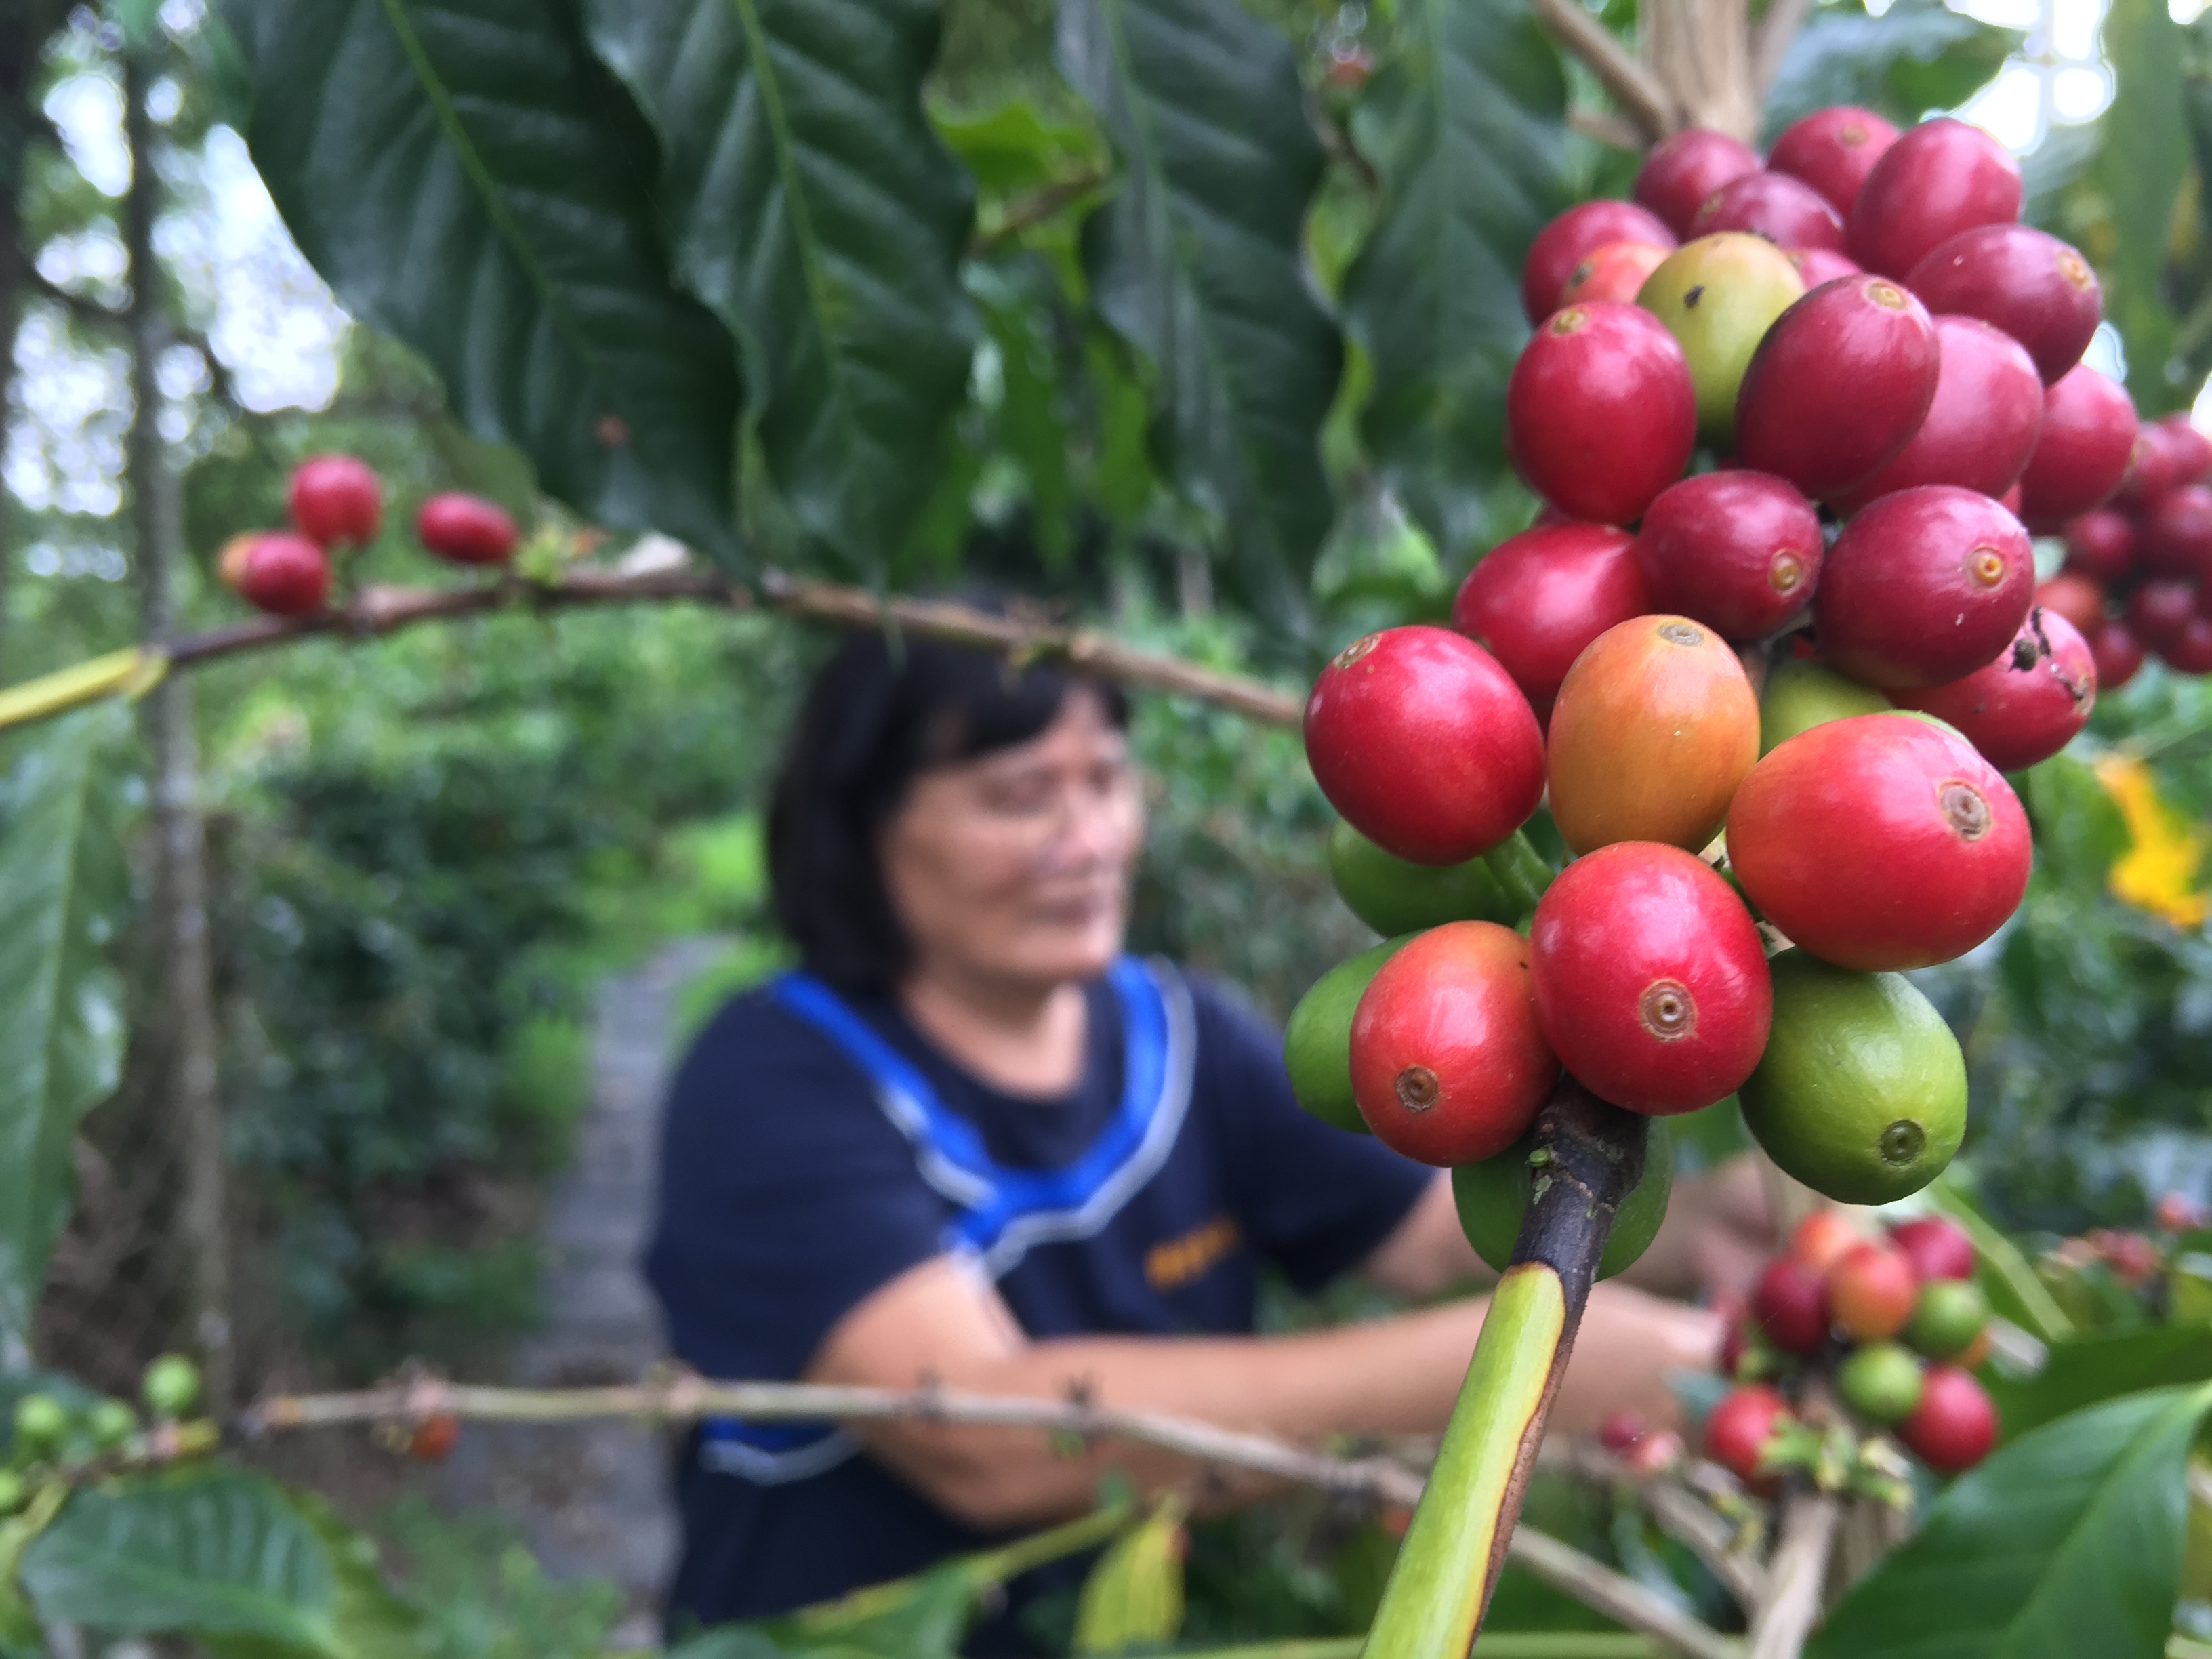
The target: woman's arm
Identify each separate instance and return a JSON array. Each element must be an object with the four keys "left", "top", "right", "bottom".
[{"left": 805, "top": 1252, "right": 1718, "bottom": 1532}]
